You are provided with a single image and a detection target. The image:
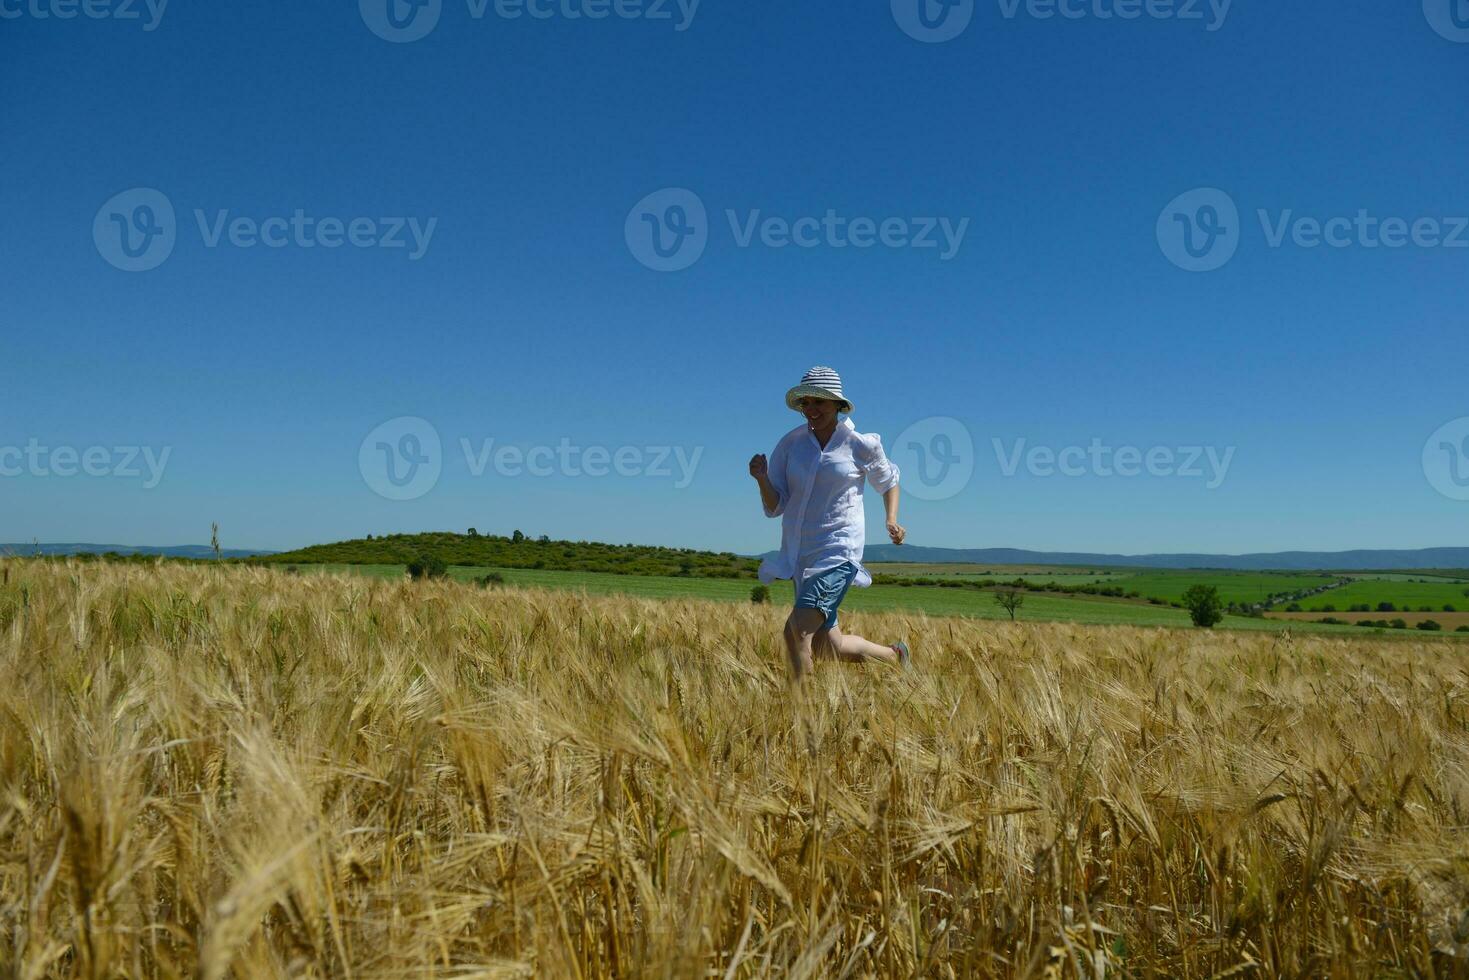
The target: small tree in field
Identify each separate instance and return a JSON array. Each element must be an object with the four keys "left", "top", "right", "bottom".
[
  {"left": 1183, "top": 585, "right": 1224, "bottom": 628},
  {"left": 407, "top": 555, "right": 448, "bottom": 580},
  {"left": 750, "top": 585, "right": 770, "bottom": 605},
  {"left": 993, "top": 588, "right": 1025, "bottom": 621}
]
